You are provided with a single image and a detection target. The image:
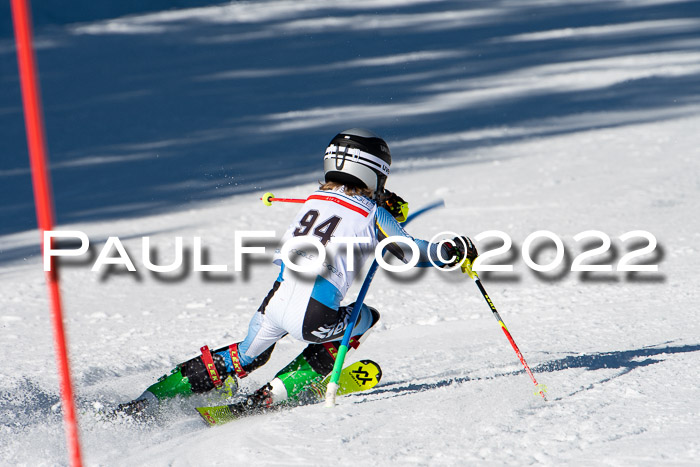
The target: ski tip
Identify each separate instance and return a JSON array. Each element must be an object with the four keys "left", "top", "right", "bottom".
[
  {"left": 359, "top": 359, "right": 382, "bottom": 383},
  {"left": 196, "top": 406, "right": 219, "bottom": 426},
  {"left": 339, "top": 359, "right": 382, "bottom": 395},
  {"left": 196, "top": 404, "right": 240, "bottom": 426}
]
